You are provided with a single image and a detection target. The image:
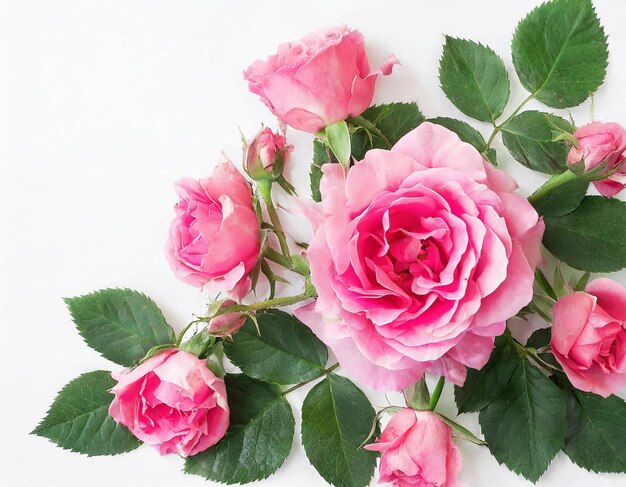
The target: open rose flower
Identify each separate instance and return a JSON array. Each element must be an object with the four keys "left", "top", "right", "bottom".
[
  {"left": 108, "top": 349, "right": 229, "bottom": 457},
  {"left": 166, "top": 161, "right": 261, "bottom": 299},
  {"left": 551, "top": 278, "right": 626, "bottom": 397},
  {"left": 244, "top": 25, "right": 398, "bottom": 133},
  {"left": 568, "top": 122, "right": 626, "bottom": 197},
  {"left": 365, "top": 408, "right": 464, "bottom": 487},
  {"left": 296, "top": 123, "right": 544, "bottom": 390}
]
